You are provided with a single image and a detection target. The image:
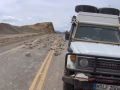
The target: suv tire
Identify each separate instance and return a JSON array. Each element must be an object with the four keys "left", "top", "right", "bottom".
[
  {"left": 63, "top": 69, "right": 74, "bottom": 90},
  {"left": 75, "top": 5, "right": 97, "bottom": 13}
]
